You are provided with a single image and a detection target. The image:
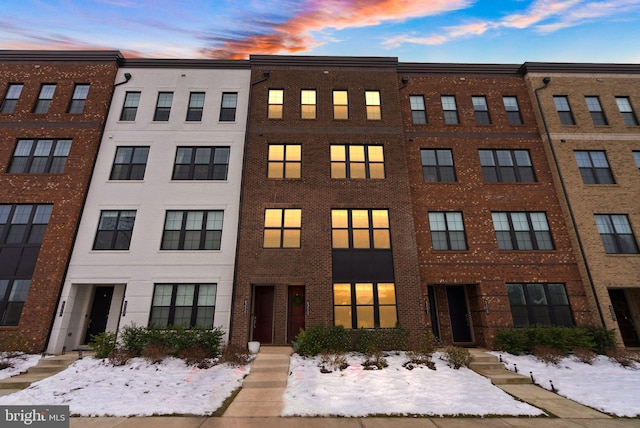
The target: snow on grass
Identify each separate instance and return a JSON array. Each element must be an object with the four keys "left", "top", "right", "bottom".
[
  {"left": 491, "top": 352, "right": 640, "bottom": 417},
  {"left": 0, "top": 353, "right": 41, "bottom": 380},
  {"left": 283, "top": 352, "right": 543, "bottom": 417}
]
